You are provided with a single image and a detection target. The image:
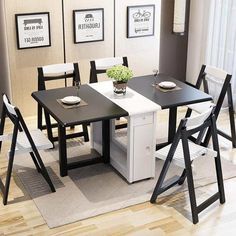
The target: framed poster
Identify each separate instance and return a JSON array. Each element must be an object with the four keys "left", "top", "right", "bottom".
[
  {"left": 127, "top": 5, "right": 155, "bottom": 38},
  {"left": 73, "top": 8, "right": 104, "bottom": 43},
  {"left": 15, "top": 12, "right": 51, "bottom": 49}
]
